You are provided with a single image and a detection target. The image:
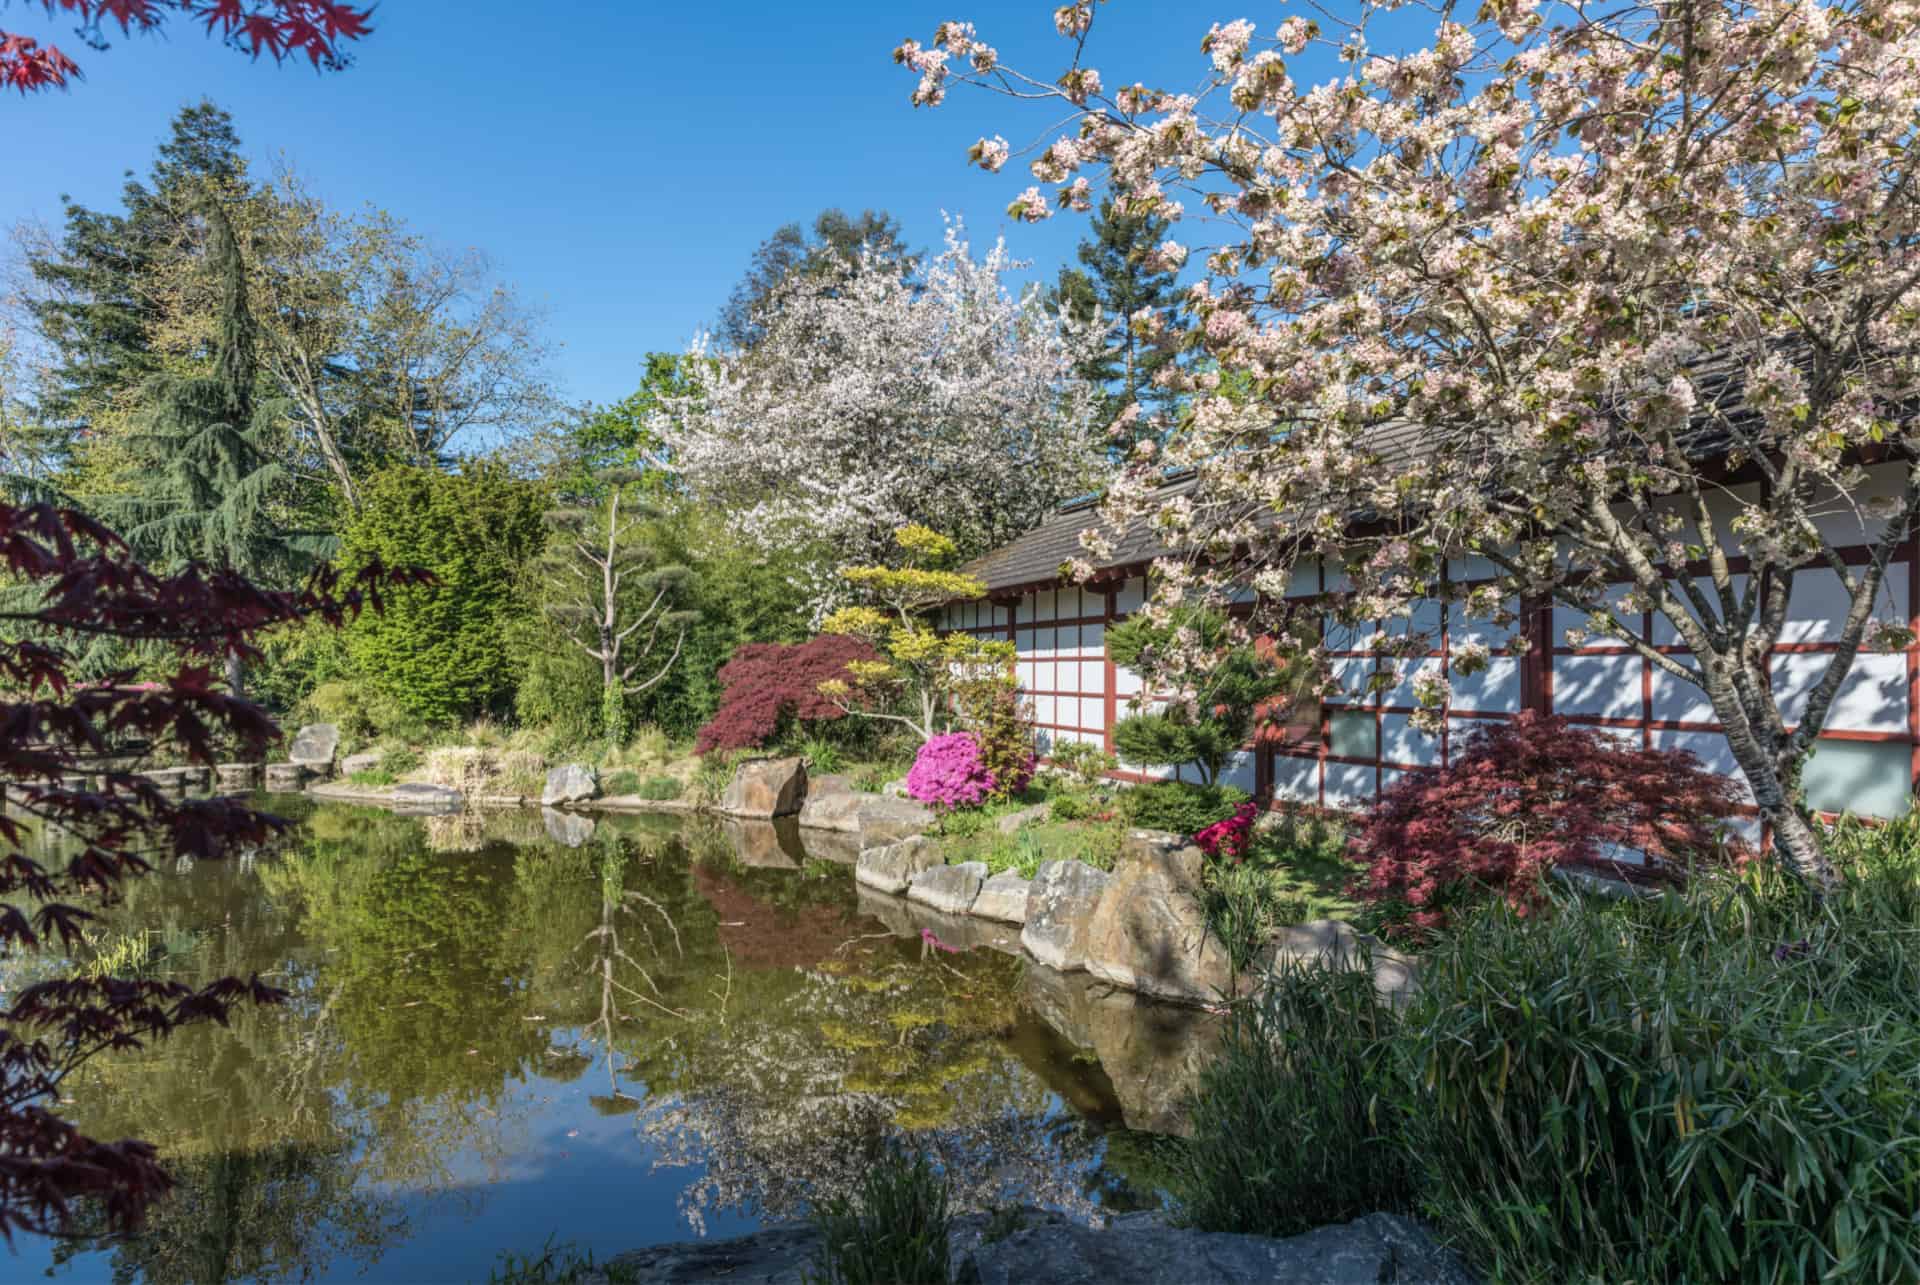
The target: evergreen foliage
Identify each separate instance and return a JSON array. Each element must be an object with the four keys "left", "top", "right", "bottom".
[
  {"left": 337, "top": 464, "right": 546, "bottom": 724},
  {"left": 1052, "top": 198, "right": 1185, "bottom": 439},
  {"left": 1107, "top": 607, "right": 1297, "bottom": 784},
  {"left": 719, "top": 208, "right": 917, "bottom": 350}
]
